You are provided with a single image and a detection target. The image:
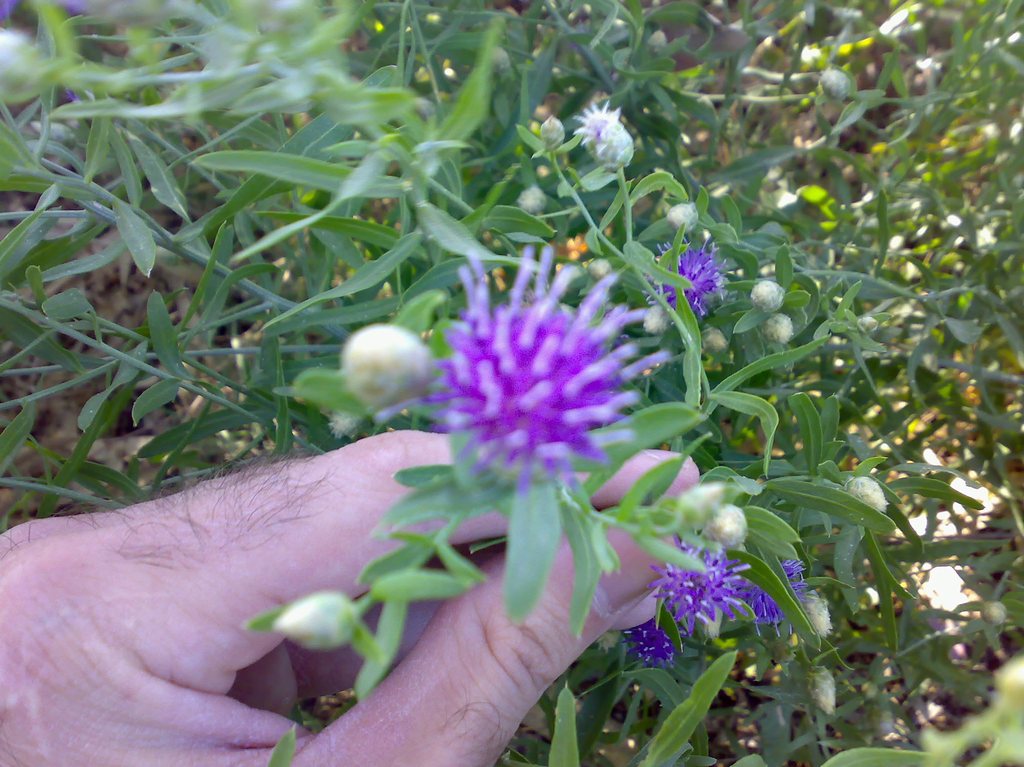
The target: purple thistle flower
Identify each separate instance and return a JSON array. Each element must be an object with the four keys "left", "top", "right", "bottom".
[
  {"left": 623, "top": 619, "right": 675, "bottom": 667},
  {"left": 433, "top": 246, "right": 667, "bottom": 488},
  {"left": 651, "top": 543, "right": 750, "bottom": 635},
  {"left": 740, "top": 559, "right": 810, "bottom": 630},
  {"left": 656, "top": 241, "right": 725, "bottom": 318}
]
